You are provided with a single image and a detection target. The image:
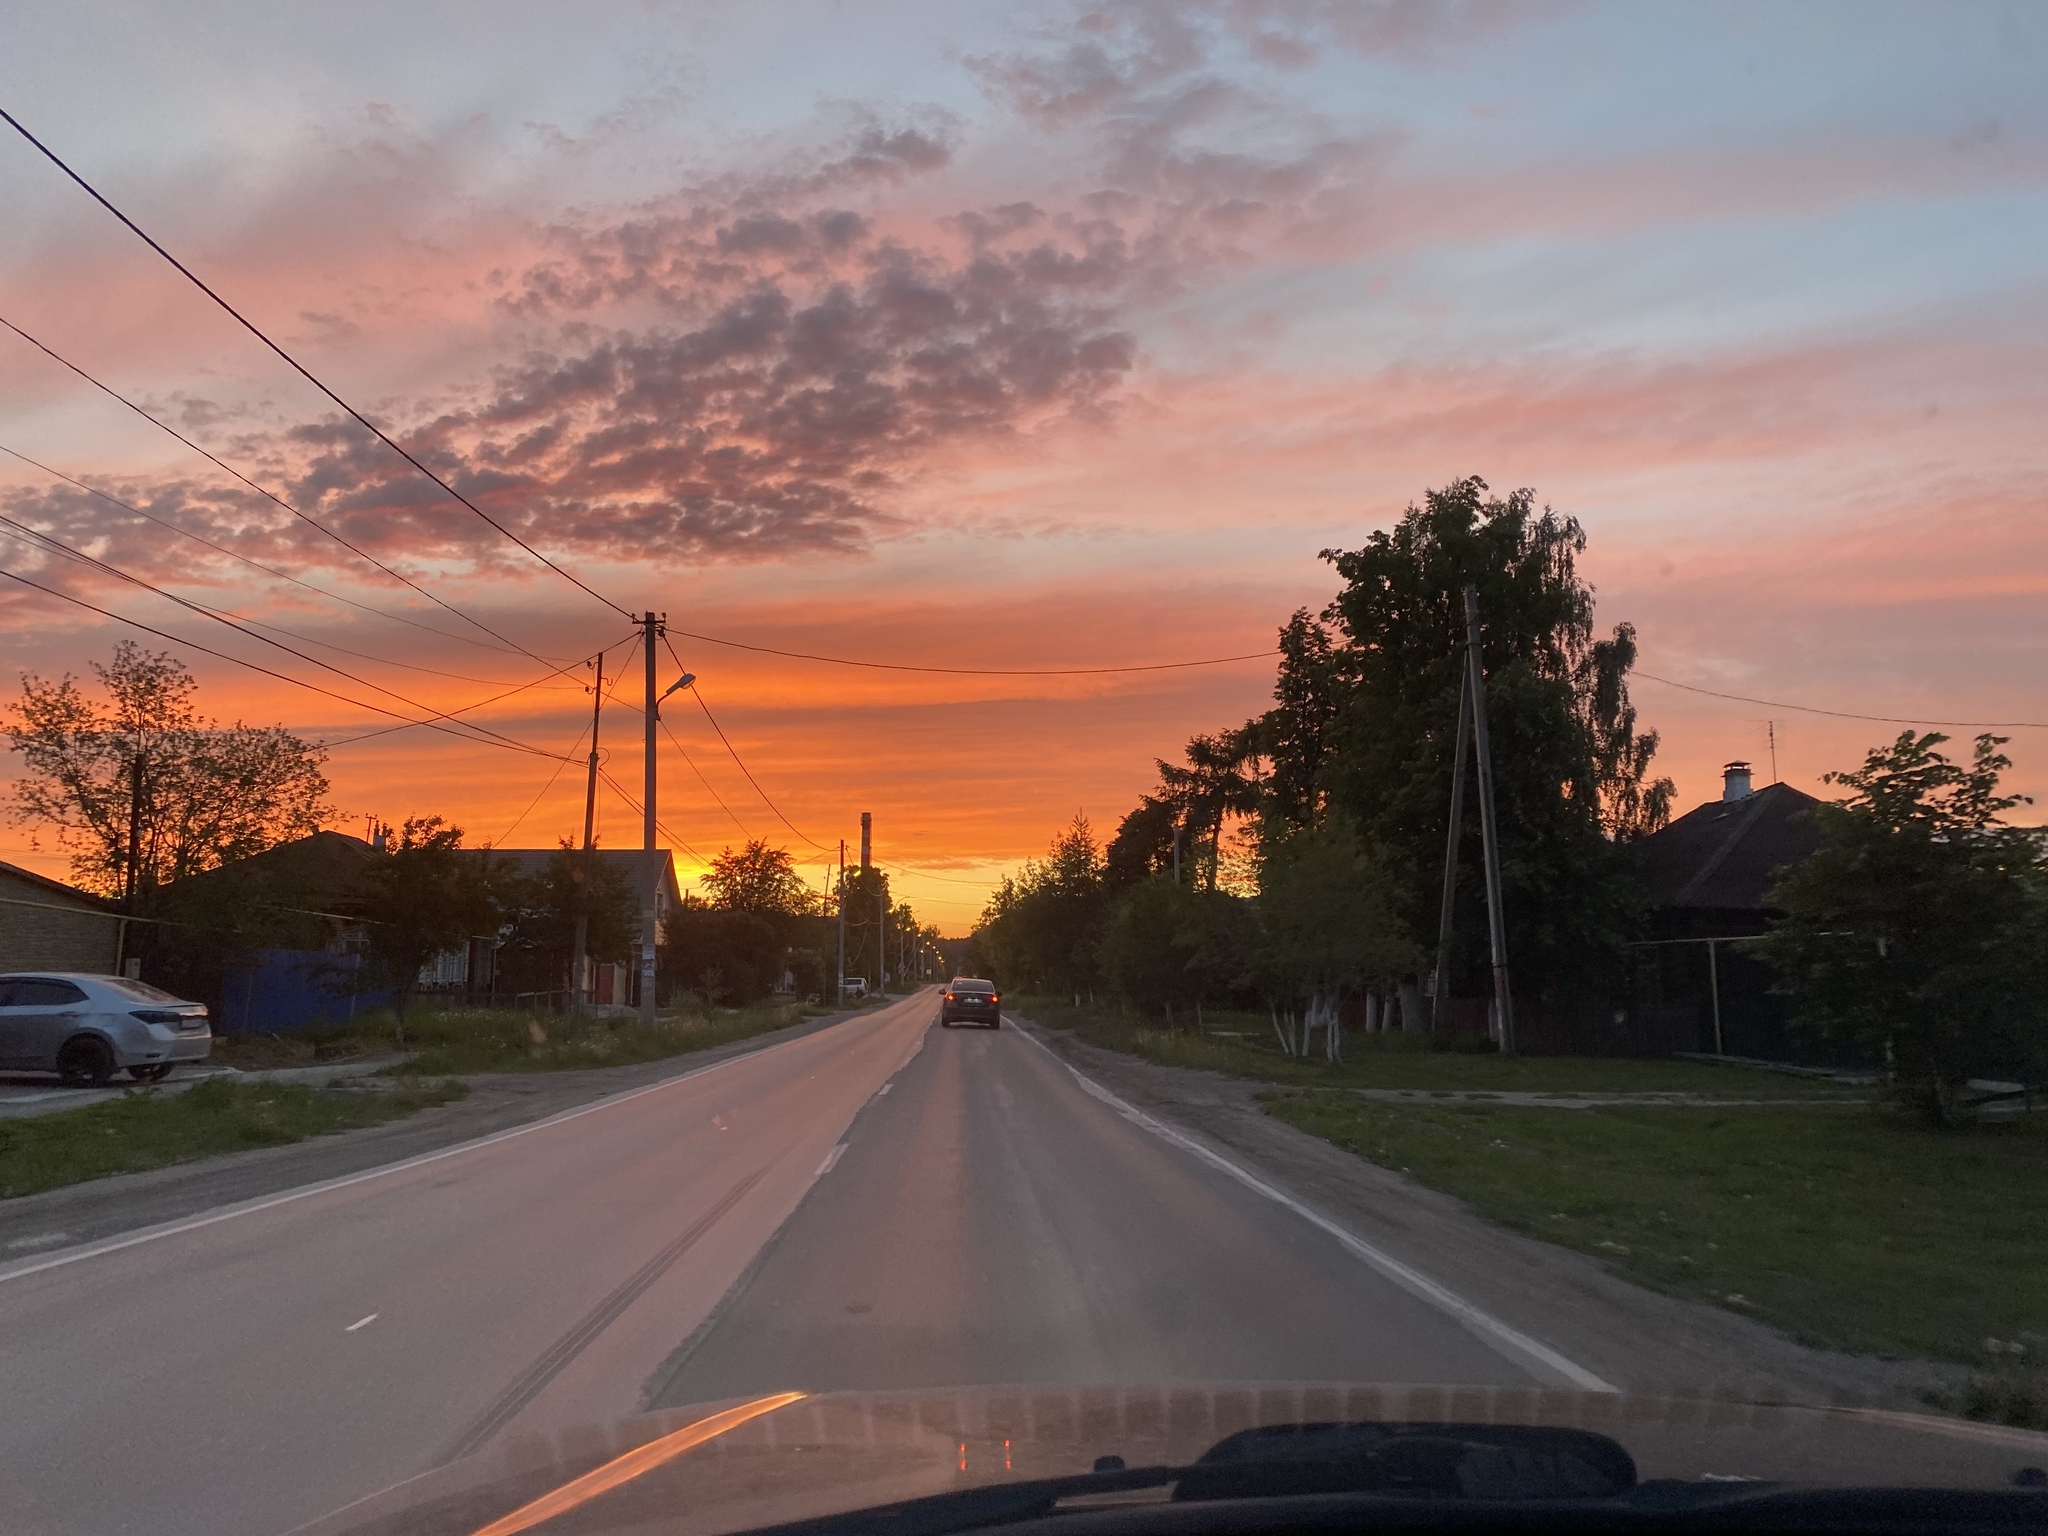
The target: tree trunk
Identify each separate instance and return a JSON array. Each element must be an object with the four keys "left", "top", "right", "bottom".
[{"left": 1398, "top": 979, "right": 1425, "bottom": 1034}]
